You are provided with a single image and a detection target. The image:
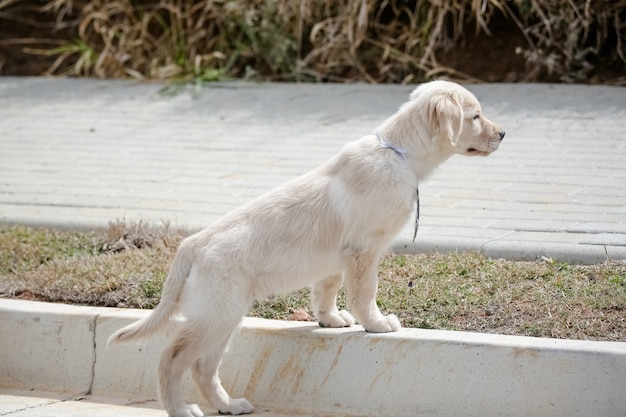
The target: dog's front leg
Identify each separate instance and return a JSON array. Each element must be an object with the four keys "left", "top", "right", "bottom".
[
  {"left": 312, "top": 273, "right": 356, "bottom": 328},
  {"left": 344, "top": 253, "right": 401, "bottom": 333}
]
